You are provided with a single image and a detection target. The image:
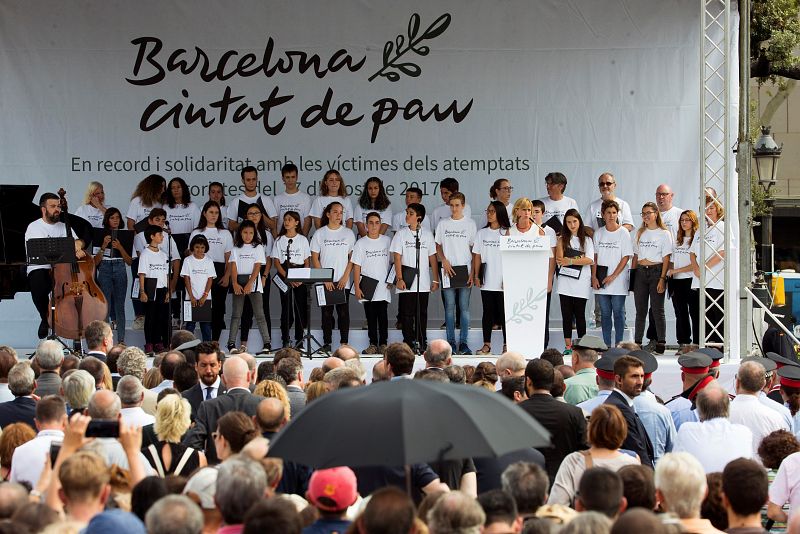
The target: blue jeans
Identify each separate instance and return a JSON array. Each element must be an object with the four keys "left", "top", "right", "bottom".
[
  {"left": 443, "top": 287, "right": 471, "bottom": 346},
  {"left": 185, "top": 321, "right": 212, "bottom": 341},
  {"left": 598, "top": 294, "right": 627, "bottom": 347},
  {"left": 98, "top": 260, "right": 127, "bottom": 343}
]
